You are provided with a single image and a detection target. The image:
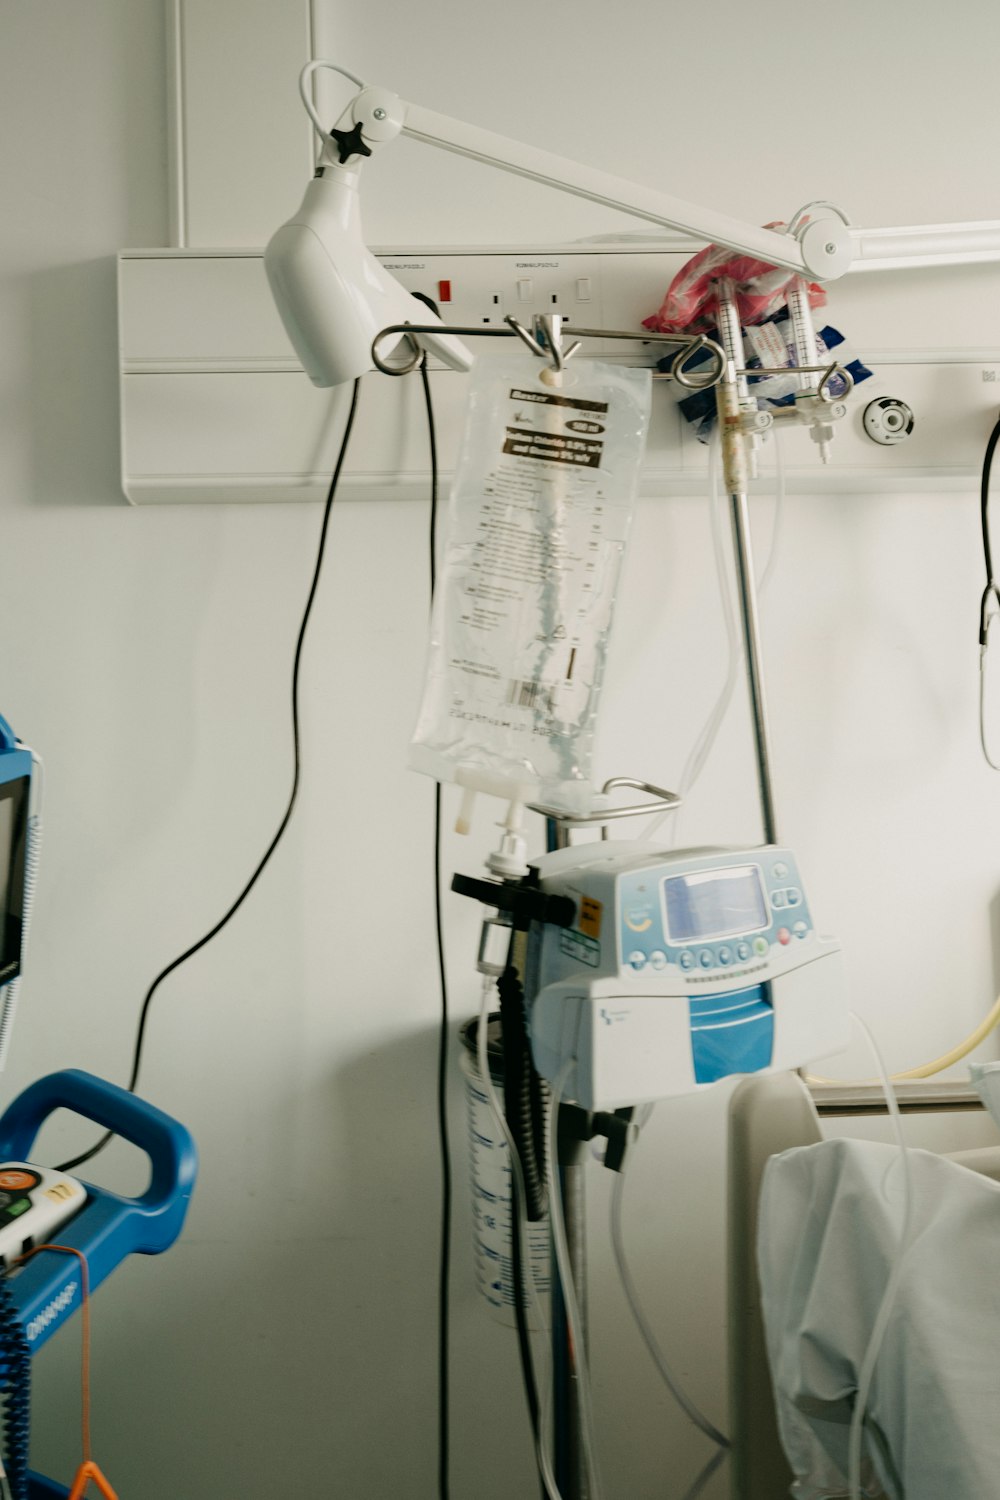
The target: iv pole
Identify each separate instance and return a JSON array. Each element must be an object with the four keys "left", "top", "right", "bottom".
[
  {"left": 715, "top": 363, "right": 781, "bottom": 846},
  {"left": 543, "top": 361, "right": 780, "bottom": 1500}
]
